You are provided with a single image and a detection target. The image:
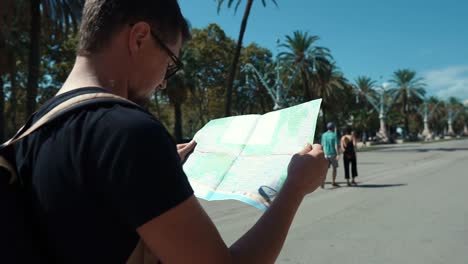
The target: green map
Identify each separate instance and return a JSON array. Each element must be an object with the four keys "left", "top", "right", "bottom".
[{"left": 183, "top": 99, "right": 322, "bottom": 210}]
